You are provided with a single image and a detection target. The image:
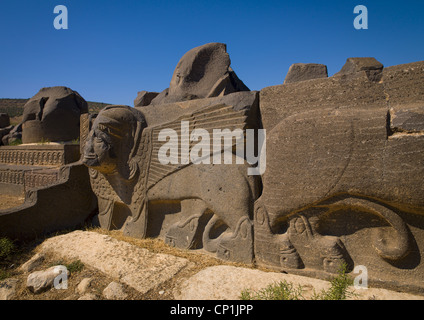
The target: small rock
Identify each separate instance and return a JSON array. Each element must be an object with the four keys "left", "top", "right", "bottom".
[
  {"left": 0, "top": 278, "right": 19, "bottom": 300},
  {"left": 159, "top": 290, "right": 165, "bottom": 295},
  {"left": 78, "top": 293, "right": 99, "bottom": 300},
  {"left": 19, "top": 253, "right": 45, "bottom": 273},
  {"left": 103, "top": 281, "right": 128, "bottom": 300},
  {"left": 76, "top": 277, "right": 93, "bottom": 295},
  {"left": 27, "top": 265, "right": 69, "bottom": 294}
]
